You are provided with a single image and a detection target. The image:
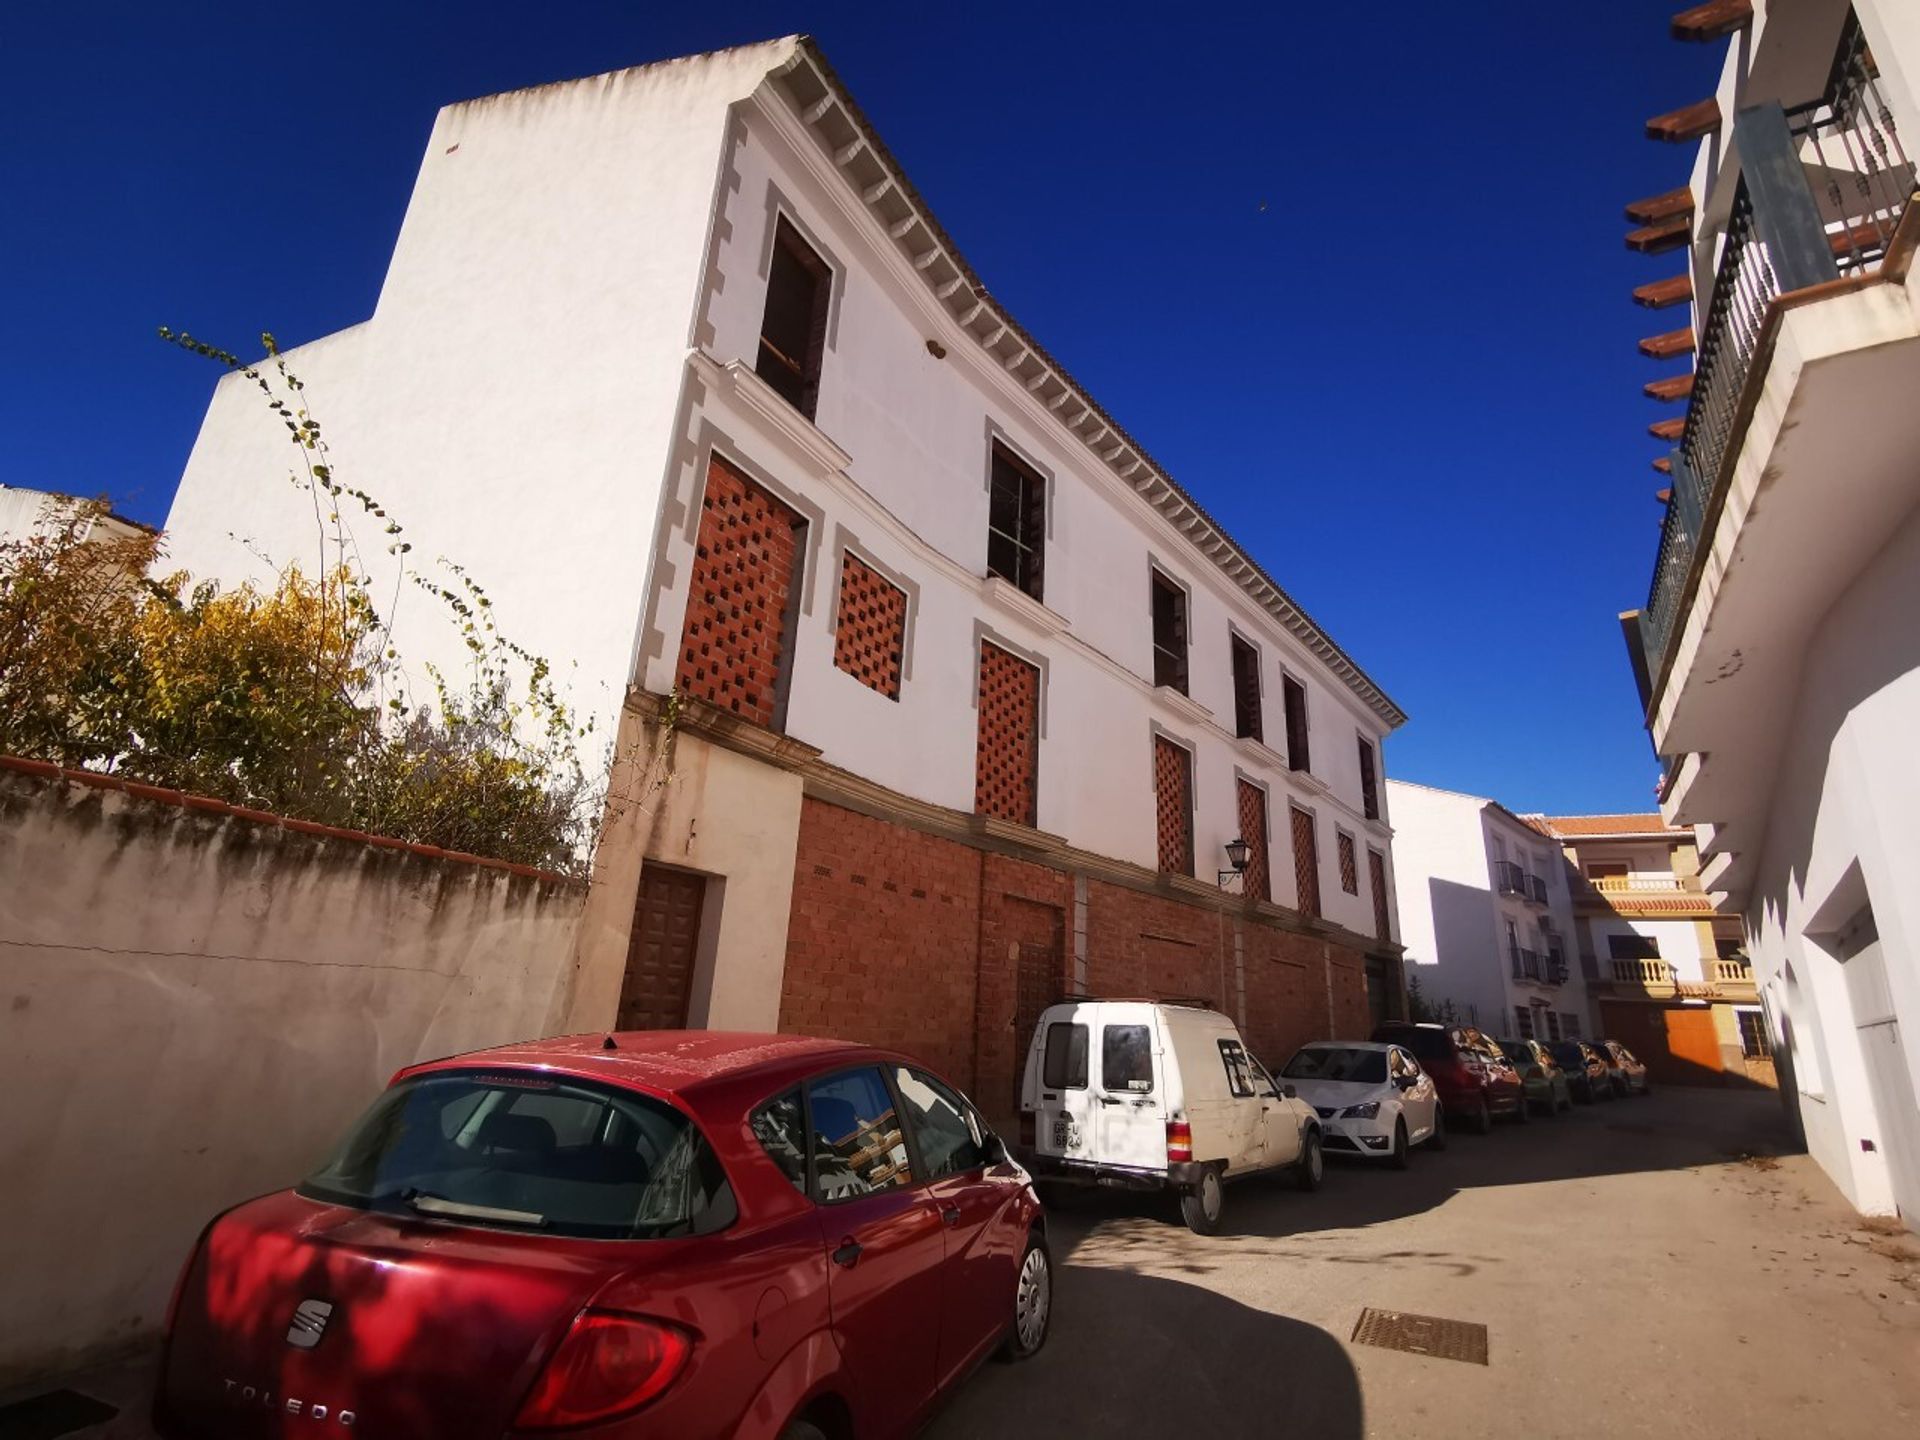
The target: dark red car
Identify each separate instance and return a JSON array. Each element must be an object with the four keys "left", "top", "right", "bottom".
[
  {"left": 1370, "top": 1022, "right": 1525, "bottom": 1132},
  {"left": 155, "top": 1032, "right": 1050, "bottom": 1440}
]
